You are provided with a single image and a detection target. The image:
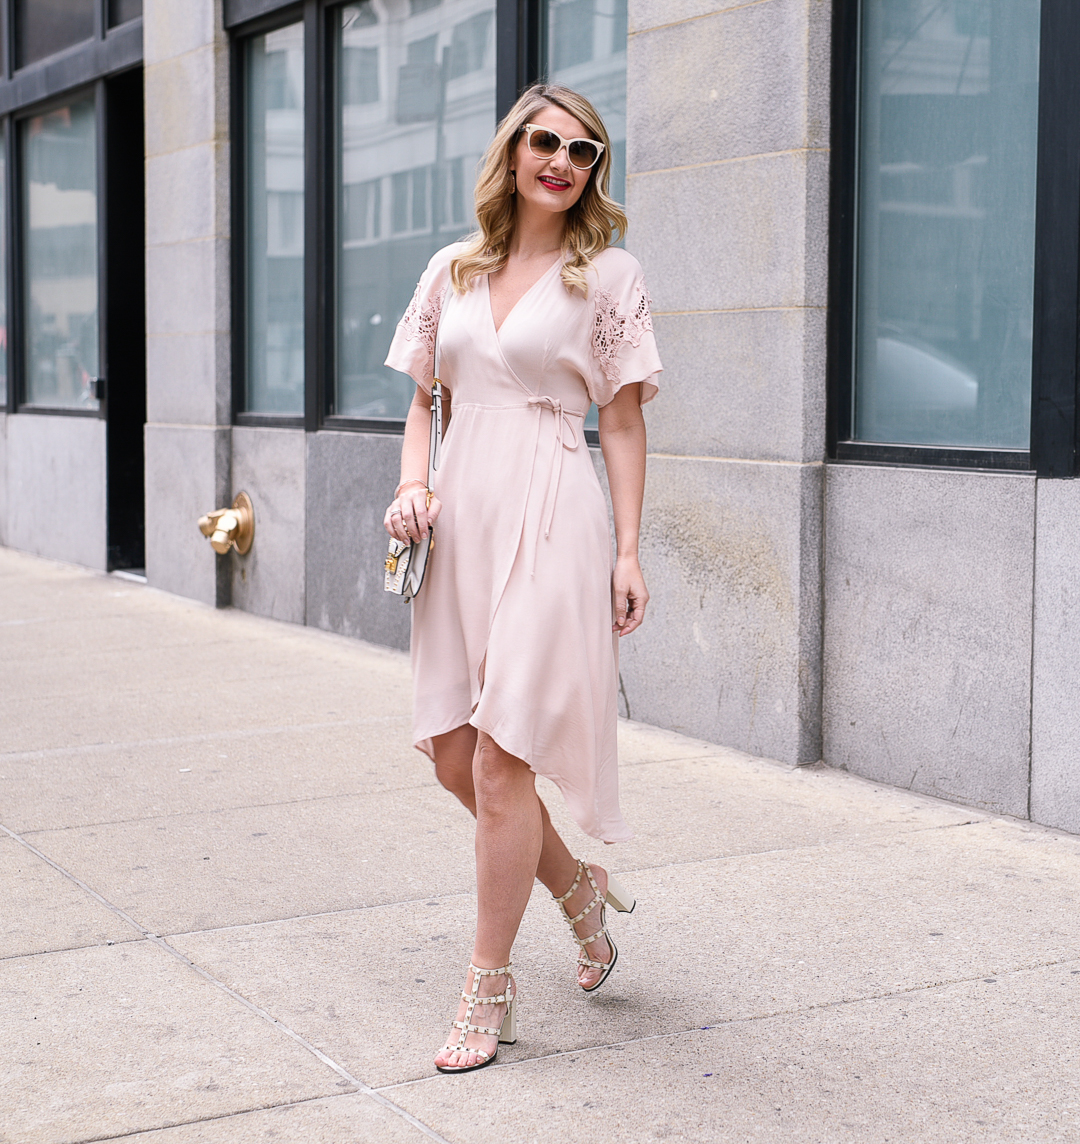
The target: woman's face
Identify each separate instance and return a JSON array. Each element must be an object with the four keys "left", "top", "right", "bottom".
[{"left": 511, "top": 104, "right": 595, "bottom": 218}]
